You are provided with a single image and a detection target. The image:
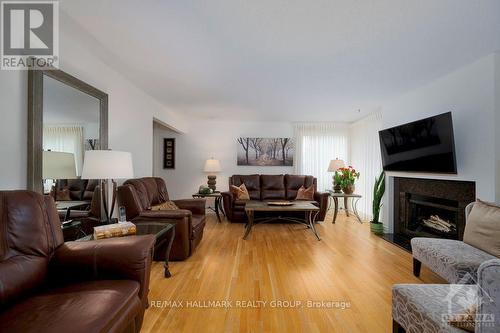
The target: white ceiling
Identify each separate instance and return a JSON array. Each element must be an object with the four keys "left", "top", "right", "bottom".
[{"left": 61, "top": 0, "right": 500, "bottom": 122}]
